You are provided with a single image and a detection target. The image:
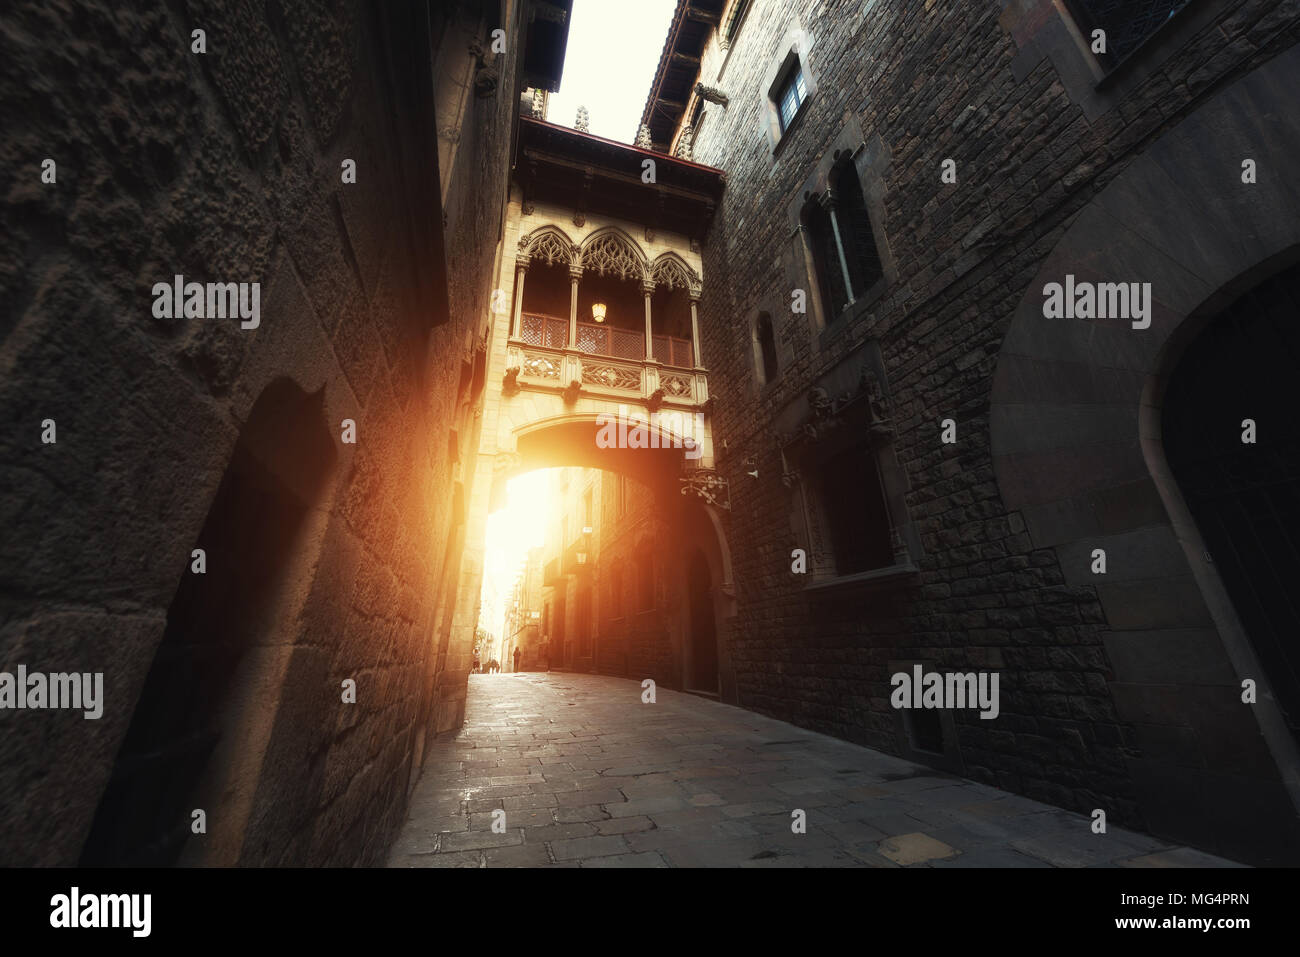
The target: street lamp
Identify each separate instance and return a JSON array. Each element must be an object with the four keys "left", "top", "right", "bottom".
[{"left": 591, "top": 302, "right": 607, "bottom": 323}]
